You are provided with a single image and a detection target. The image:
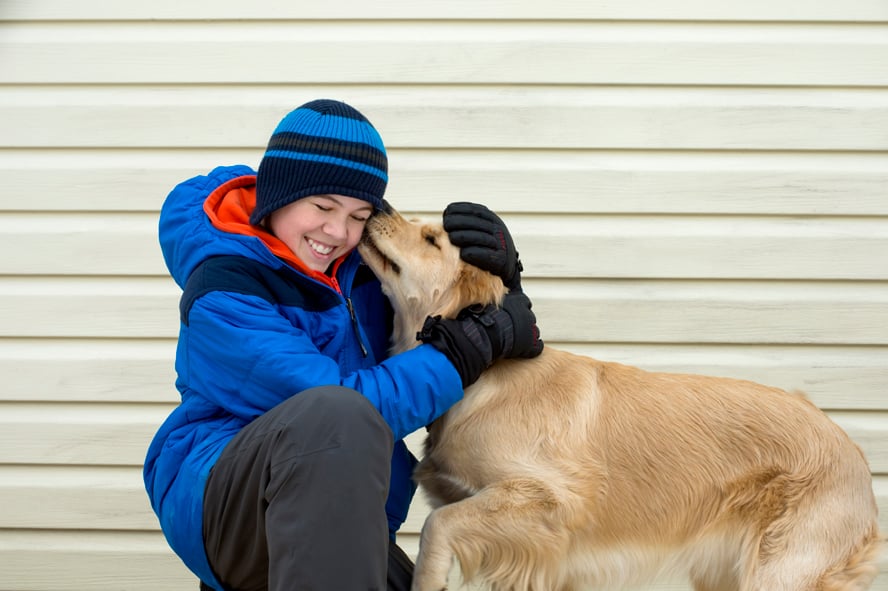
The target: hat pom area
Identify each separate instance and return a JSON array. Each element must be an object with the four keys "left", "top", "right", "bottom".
[{"left": 252, "top": 99, "right": 389, "bottom": 225}]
